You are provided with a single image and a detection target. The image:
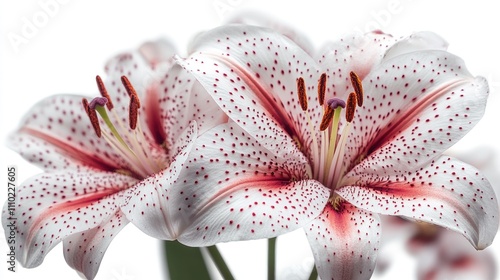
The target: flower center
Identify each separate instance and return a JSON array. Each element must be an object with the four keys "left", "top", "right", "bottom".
[
  {"left": 296, "top": 71, "right": 363, "bottom": 191},
  {"left": 82, "top": 75, "right": 167, "bottom": 179}
]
